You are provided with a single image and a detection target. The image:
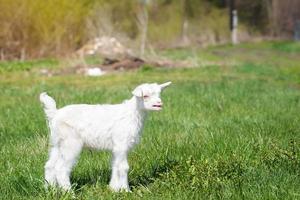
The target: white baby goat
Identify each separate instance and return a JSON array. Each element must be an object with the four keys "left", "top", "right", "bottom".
[{"left": 40, "top": 82, "right": 171, "bottom": 192}]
